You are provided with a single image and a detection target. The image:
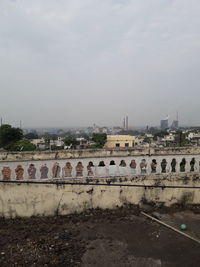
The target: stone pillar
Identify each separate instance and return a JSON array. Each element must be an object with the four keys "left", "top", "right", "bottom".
[
  {"left": 70, "top": 162, "right": 76, "bottom": 178},
  {"left": 129, "top": 159, "right": 137, "bottom": 176},
  {"left": 165, "top": 158, "right": 171, "bottom": 173},
  {"left": 156, "top": 158, "right": 162, "bottom": 174},
  {"left": 96, "top": 166, "right": 107, "bottom": 177},
  {"left": 108, "top": 165, "right": 118, "bottom": 176},
  {"left": 135, "top": 158, "right": 141, "bottom": 175},
  {"left": 185, "top": 157, "right": 191, "bottom": 173},
  {"left": 176, "top": 158, "right": 182, "bottom": 173},
  {"left": 194, "top": 157, "right": 199, "bottom": 172},
  {"left": 146, "top": 158, "right": 152, "bottom": 175}
]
